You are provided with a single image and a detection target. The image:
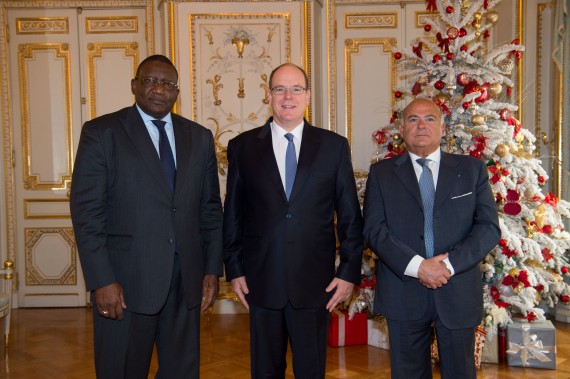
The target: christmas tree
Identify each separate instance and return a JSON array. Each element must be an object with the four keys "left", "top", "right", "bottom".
[{"left": 366, "top": 0, "right": 570, "bottom": 339}]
